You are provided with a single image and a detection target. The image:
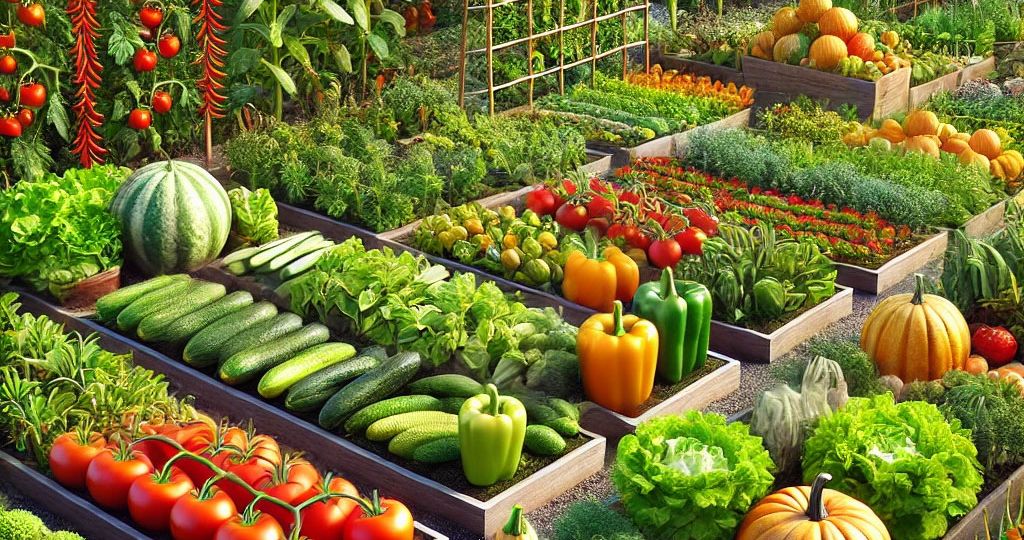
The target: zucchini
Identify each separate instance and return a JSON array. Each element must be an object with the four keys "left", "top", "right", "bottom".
[
  {"left": 278, "top": 244, "right": 334, "bottom": 280},
  {"left": 217, "top": 313, "right": 304, "bottom": 364},
  {"left": 344, "top": 395, "right": 444, "bottom": 435},
  {"left": 412, "top": 437, "right": 460, "bottom": 464},
  {"left": 157, "top": 291, "right": 254, "bottom": 344},
  {"left": 247, "top": 231, "right": 319, "bottom": 269},
  {"left": 182, "top": 301, "right": 278, "bottom": 367},
  {"left": 283, "top": 346, "right": 388, "bottom": 413},
  {"left": 223, "top": 246, "right": 260, "bottom": 275},
  {"left": 365, "top": 411, "right": 457, "bottom": 442},
  {"left": 95, "top": 275, "right": 188, "bottom": 322},
  {"left": 222, "top": 233, "right": 296, "bottom": 269},
  {"left": 115, "top": 279, "right": 193, "bottom": 332},
  {"left": 219, "top": 323, "right": 330, "bottom": 385},
  {"left": 255, "top": 236, "right": 329, "bottom": 274},
  {"left": 524, "top": 424, "right": 567, "bottom": 456},
  {"left": 258, "top": 342, "right": 356, "bottom": 398},
  {"left": 136, "top": 281, "right": 227, "bottom": 341},
  {"left": 318, "top": 351, "right": 422, "bottom": 430},
  {"left": 388, "top": 424, "right": 459, "bottom": 459},
  {"left": 407, "top": 374, "right": 485, "bottom": 398}
]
